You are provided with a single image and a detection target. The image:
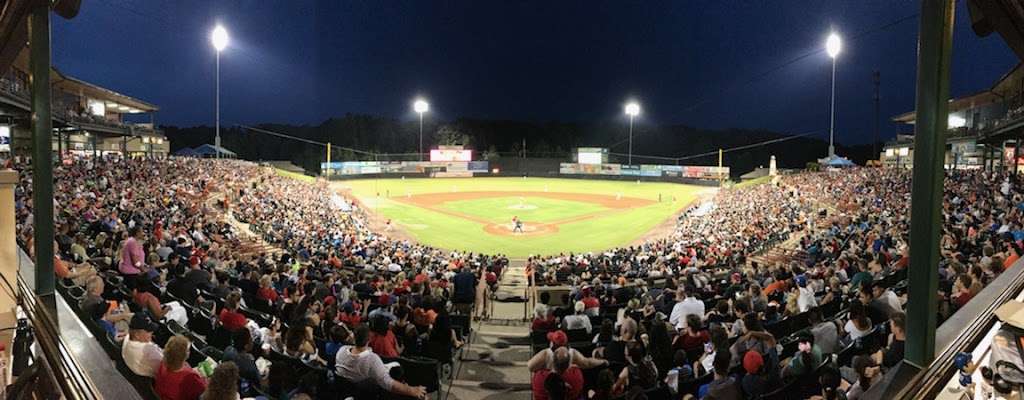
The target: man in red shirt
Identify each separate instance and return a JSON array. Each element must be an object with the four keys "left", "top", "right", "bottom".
[
  {"left": 531, "top": 347, "right": 583, "bottom": 400},
  {"left": 218, "top": 292, "right": 248, "bottom": 332}
]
